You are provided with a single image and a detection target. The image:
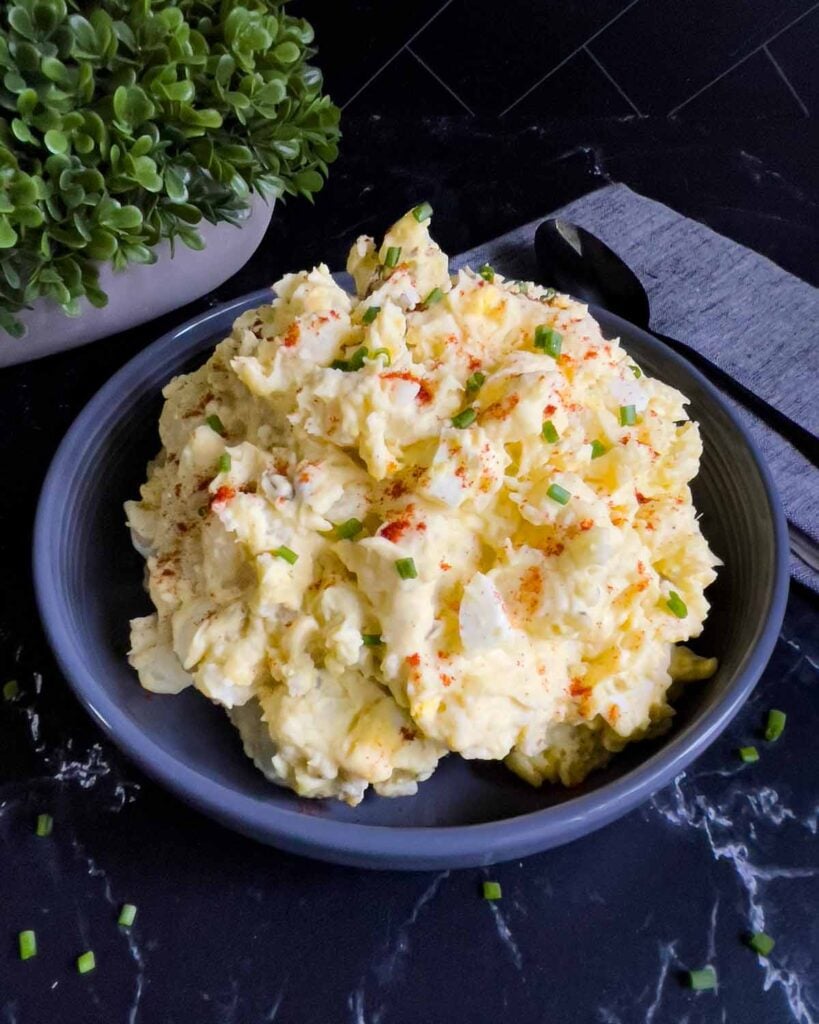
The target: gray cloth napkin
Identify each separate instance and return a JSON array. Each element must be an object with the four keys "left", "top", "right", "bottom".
[{"left": 452, "top": 184, "right": 819, "bottom": 592}]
